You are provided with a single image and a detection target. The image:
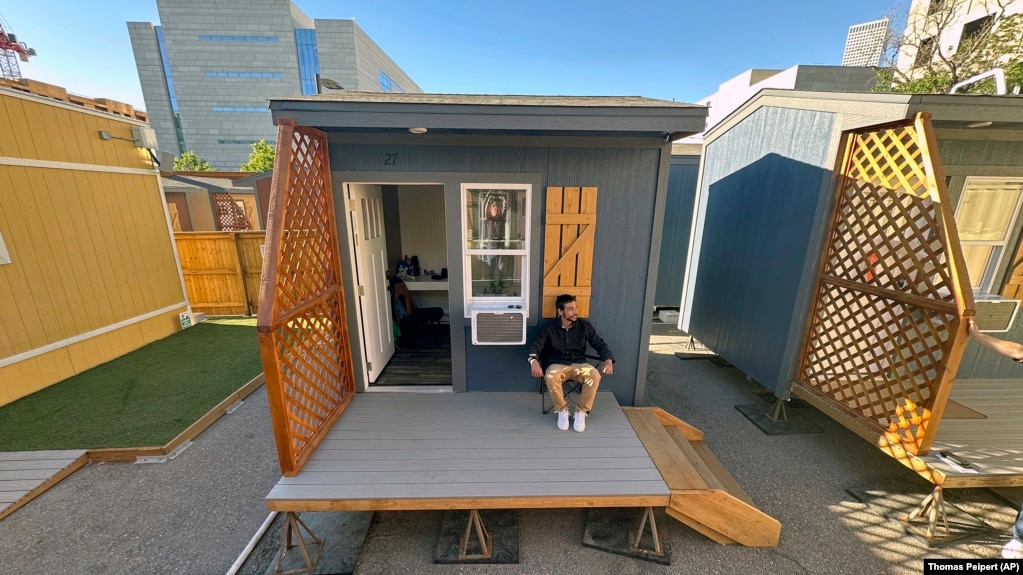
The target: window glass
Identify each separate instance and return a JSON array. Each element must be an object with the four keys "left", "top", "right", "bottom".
[
  {"left": 955, "top": 178, "right": 1023, "bottom": 291},
  {"left": 461, "top": 184, "right": 530, "bottom": 314},
  {"left": 464, "top": 188, "right": 527, "bottom": 251},
  {"left": 469, "top": 255, "right": 524, "bottom": 297}
]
